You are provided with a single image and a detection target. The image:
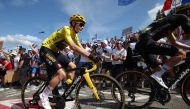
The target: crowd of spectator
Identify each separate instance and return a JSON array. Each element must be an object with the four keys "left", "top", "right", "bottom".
[
  {"left": 0, "top": 35, "right": 147, "bottom": 90},
  {"left": 1, "top": 26, "right": 190, "bottom": 90},
  {"left": 0, "top": 43, "right": 47, "bottom": 89}
]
